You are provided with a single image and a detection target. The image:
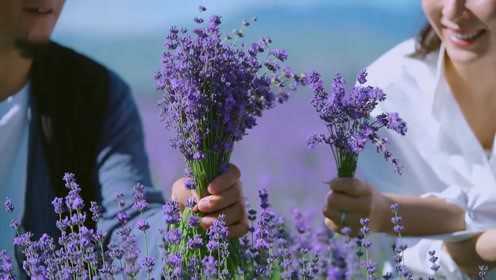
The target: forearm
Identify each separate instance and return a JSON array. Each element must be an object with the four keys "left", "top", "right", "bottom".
[{"left": 378, "top": 194, "right": 465, "bottom": 236}]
